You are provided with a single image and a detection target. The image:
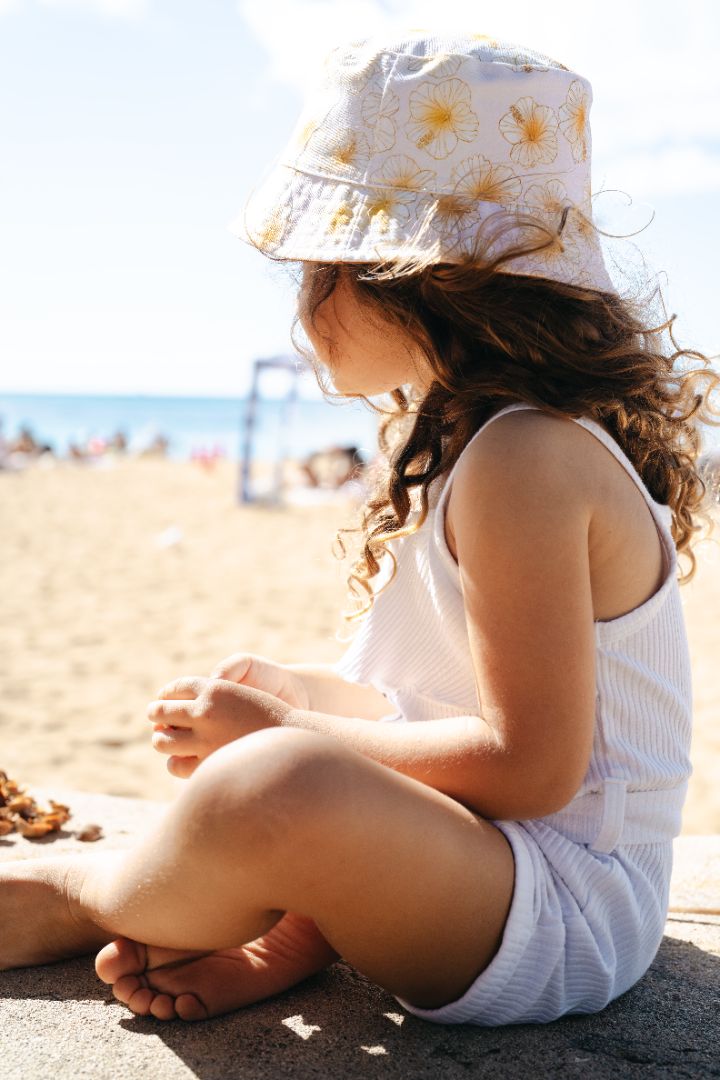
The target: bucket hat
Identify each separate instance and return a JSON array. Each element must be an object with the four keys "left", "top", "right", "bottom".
[{"left": 228, "top": 31, "right": 616, "bottom": 293}]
